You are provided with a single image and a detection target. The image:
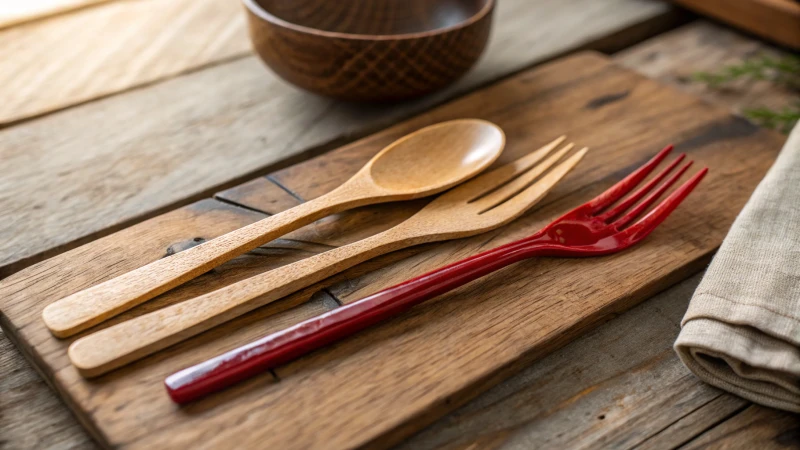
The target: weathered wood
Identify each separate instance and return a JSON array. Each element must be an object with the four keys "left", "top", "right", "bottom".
[
  {"left": 217, "top": 177, "right": 302, "bottom": 215},
  {"left": 681, "top": 405, "right": 800, "bottom": 449},
  {"left": 615, "top": 21, "right": 797, "bottom": 119},
  {"left": 0, "top": 52, "right": 787, "bottom": 449},
  {"left": 670, "top": 0, "right": 800, "bottom": 50},
  {"left": 0, "top": 0, "right": 678, "bottom": 278},
  {"left": 394, "top": 274, "right": 729, "bottom": 450},
  {"left": 0, "top": 328, "right": 97, "bottom": 450},
  {"left": 0, "top": 0, "right": 248, "bottom": 126},
  {"left": 0, "top": 0, "right": 109, "bottom": 30},
  {"left": 636, "top": 395, "right": 749, "bottom": 449},
  {"left": 393, "top": 278, "right": 753, "bottom": 450}
]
